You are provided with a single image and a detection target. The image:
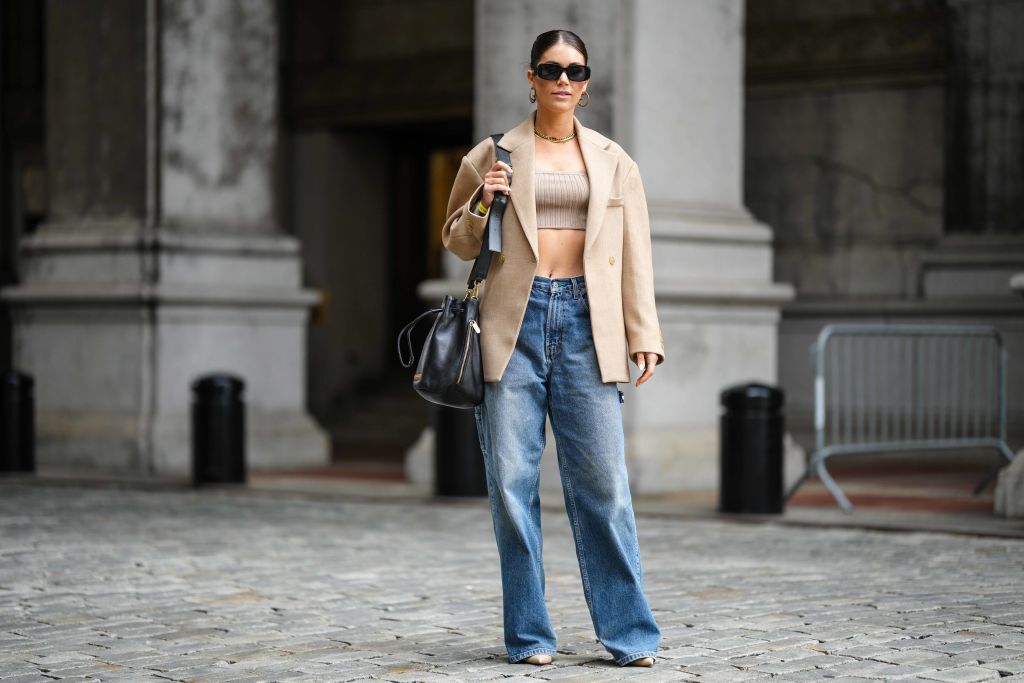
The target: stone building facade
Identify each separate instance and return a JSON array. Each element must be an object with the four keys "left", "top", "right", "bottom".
[
  {"left": 1, "top": 0, "right": 328, "bottom": 476},
  {"left": 1, "top": 0, "right": 1020, "bottom": 489}
]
